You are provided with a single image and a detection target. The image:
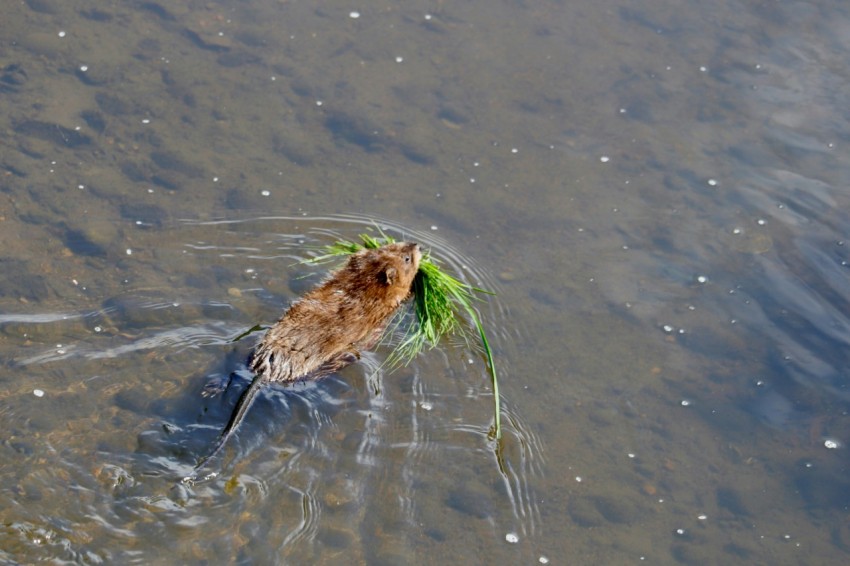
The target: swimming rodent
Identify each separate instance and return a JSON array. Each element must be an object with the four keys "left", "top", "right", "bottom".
[{"left": 189, "top": 242, "right": 421, "bottom": 478}]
